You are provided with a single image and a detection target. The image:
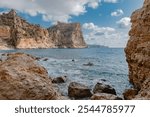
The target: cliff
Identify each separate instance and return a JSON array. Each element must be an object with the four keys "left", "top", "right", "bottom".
[
  {"left": 0, "top": 10, "right": 87, "bottom": 49},
  {"left": 48, "top": 22, "right": 86, "bottom": 48},
  {"left": 125, "top": 0, "right": 150, "bottom": 99}
]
